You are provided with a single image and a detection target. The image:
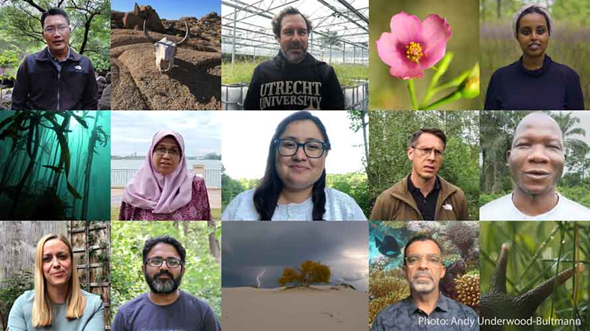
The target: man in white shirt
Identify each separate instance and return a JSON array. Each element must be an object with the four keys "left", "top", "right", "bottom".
[{"left": 481, "top": 113, "right": 590, "bottom": 220}]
